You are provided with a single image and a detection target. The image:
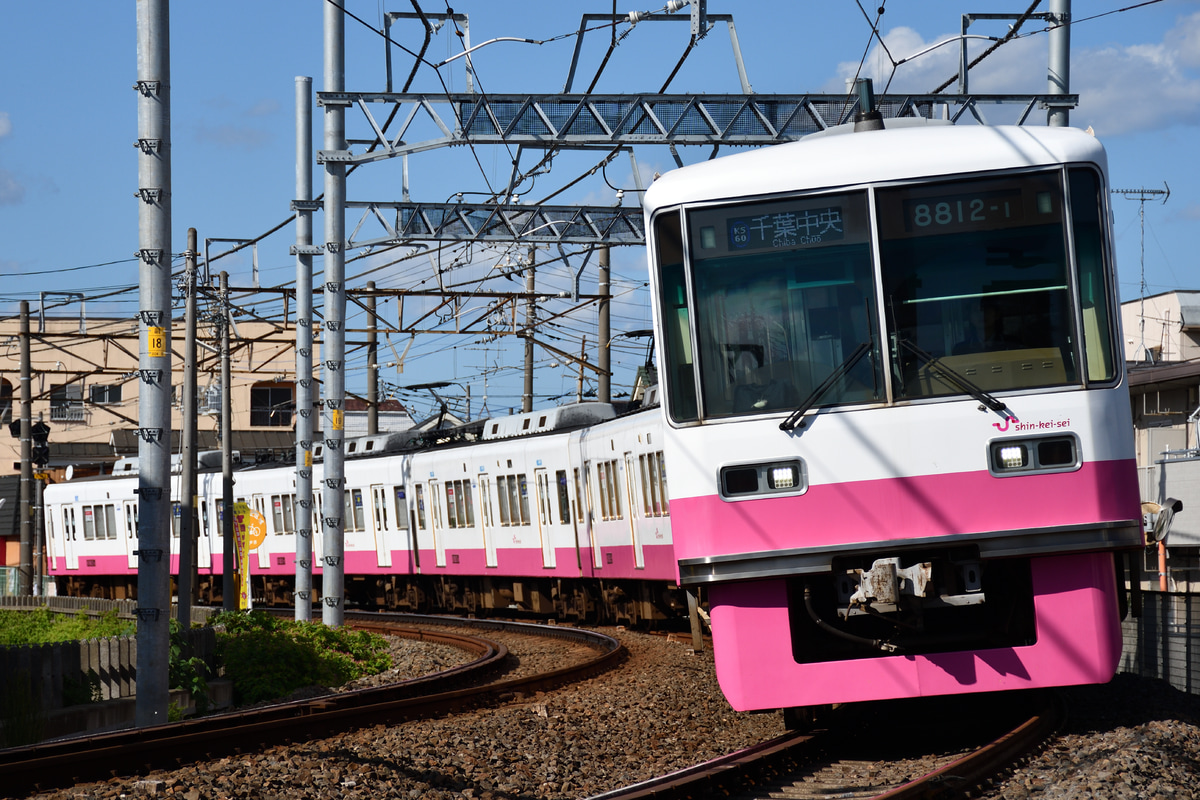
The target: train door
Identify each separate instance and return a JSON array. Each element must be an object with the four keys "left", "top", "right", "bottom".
[
  {"left": 198, "top": 500, "right": 212, "bottom": 569},
  {"left": 122, "top": 501, "right": 137, "bottom": 570},
  {"left": 412, "top": 484, "right": 426, "bottom": 569},
  {"left": 479, "top": 475, "right": 498, "bottom": 568},
  {"left": 534, "top": 468, "right": 556, "bottom": 568},
  {"left": 369, "top": 484, "right": 393, "bottom": 568},
  {"left": 426, "top": 481, "right": 446, "bottom": 568},
  {"left": 252, "top": 494, "right": 270, "bottom": 569},
  {"left": 61, "top": 504, "right": 79, "bottom": 570},
  {"left": 584, "top": 462, "right": 602, "bottom": 568},
  {"left": 624, "top": 453, "right": 645, "bottom": 569}
]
